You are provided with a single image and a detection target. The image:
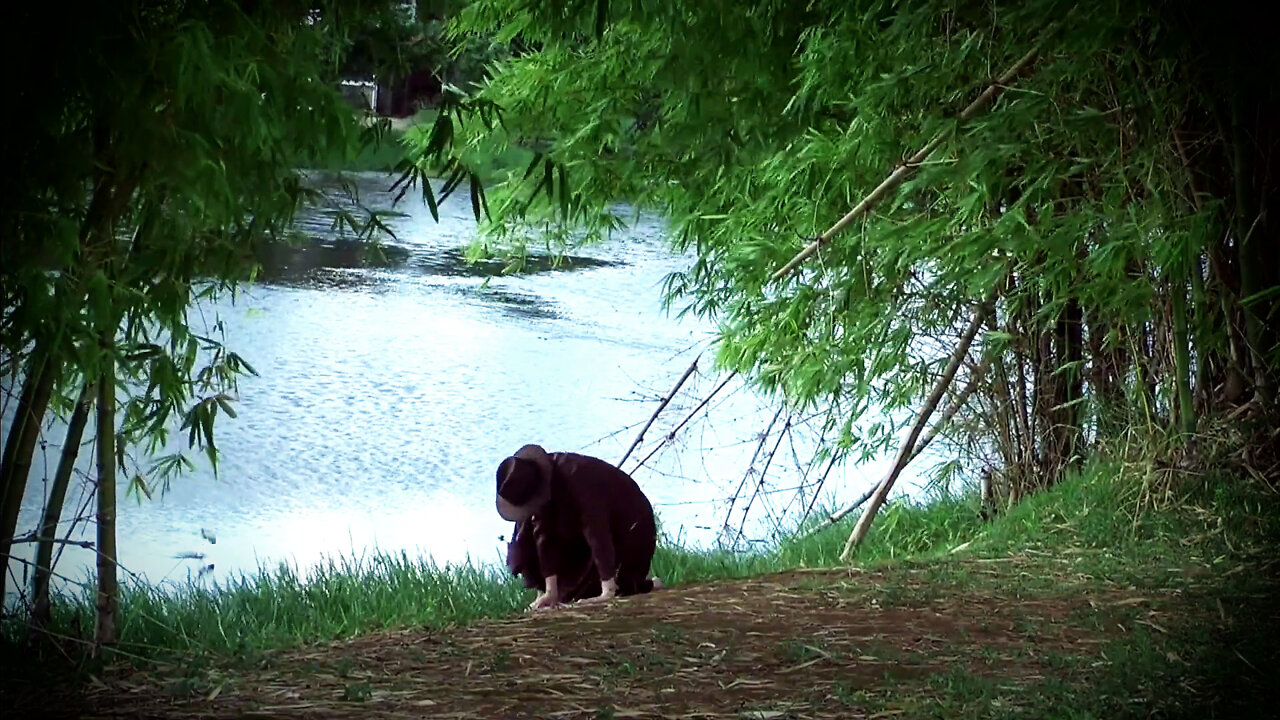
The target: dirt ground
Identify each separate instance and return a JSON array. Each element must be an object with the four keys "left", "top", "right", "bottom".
[{"left": 8, "top": 555, "right": 1221, "bottom": 720}]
